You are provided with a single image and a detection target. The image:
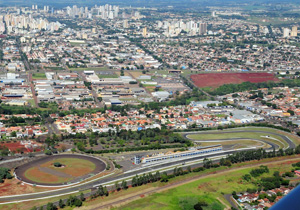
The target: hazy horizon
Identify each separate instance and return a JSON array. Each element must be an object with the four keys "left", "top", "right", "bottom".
[{"left": 0, "top": 0, "right": 298, "bottom": 8}]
